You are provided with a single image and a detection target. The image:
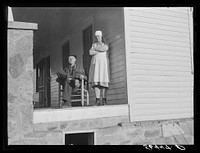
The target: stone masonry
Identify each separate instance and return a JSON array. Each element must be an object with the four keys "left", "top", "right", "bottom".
[{"left": 8, "top": 21, "right": 38, "bottom": 142}]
